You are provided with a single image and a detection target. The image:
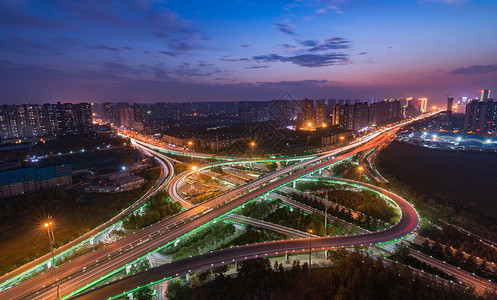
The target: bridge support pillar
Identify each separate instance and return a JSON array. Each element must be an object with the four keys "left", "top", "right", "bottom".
[
  {"left": 47, "top": 260, "right": 52, "bottom": 269},
  {"left": 324, "top": 250, "right": 328, "bottom": 259},
  {"left": 126, "top": 265, "right": 131, "bottom": 275},
  {"left": 369, "top": 245, "right": 374, "bottom": 255},
  {"left": 319, "top": 169, "right": 322, "bottom": 175},
  {"left": 285, "top": 253, "right": 290, "bottom": 264},
  {"left": 236, "top": 261, "right": 241, "bottom": 271},
  {"left": 186, "top": 273, "right": 190, "bottom": 284},
  {"left": 89, "top": 238, "right": 94, "bottom": 245},
  {"left": 292, "top": 180, "right": 296, "bottom": 189},
  {"left": 127, "top": 292, "right": 134, "bottom": 300}
]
